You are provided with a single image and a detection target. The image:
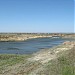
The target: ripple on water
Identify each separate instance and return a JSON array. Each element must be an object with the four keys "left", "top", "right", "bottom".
[{"left": 7, "top": 48, "right": 20, "bottom": 50}]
